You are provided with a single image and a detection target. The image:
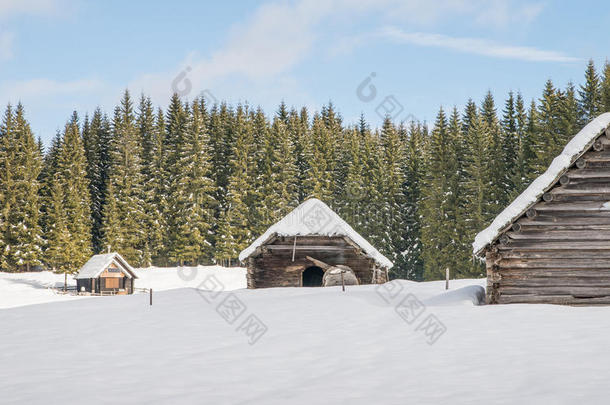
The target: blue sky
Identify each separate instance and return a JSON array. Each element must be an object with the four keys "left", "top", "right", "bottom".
[{"left": 1, "top": 0, "right": 609, "bottom": 144}]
